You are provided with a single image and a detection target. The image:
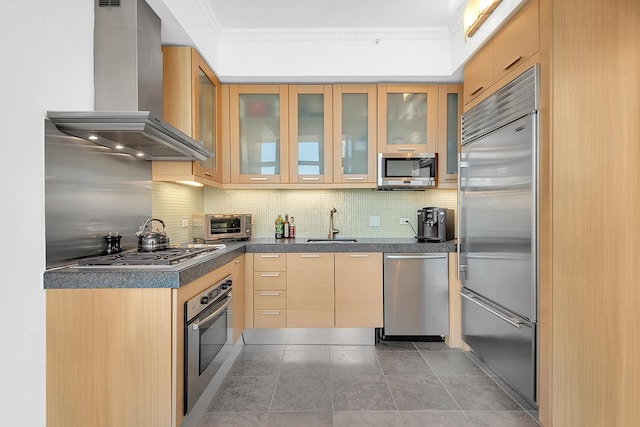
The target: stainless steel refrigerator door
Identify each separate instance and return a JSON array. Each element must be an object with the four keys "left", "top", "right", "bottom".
[
  {"left": 383, "top": 253, "right": 449, "bottom": 336},
  {"left": 459, "top": 113, "right": 537, "bottom": 321},
  {"left": 462, "top": 288, "right": 536, "bottom": 403}
]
